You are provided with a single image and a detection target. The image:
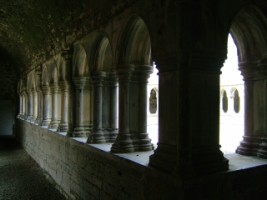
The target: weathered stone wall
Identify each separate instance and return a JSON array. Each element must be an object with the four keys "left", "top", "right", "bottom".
[{"left": 16, "top": 119, "right": 267, "bottom": 200}]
